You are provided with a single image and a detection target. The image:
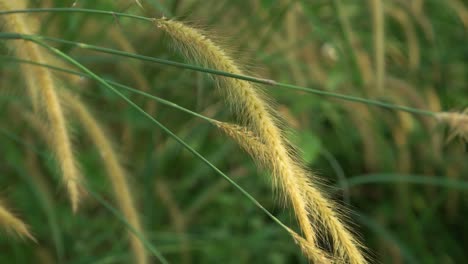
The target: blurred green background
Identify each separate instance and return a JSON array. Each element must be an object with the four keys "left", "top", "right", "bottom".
[{"left": 0, "top": 0, "right": 467, "bottom": 263}]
